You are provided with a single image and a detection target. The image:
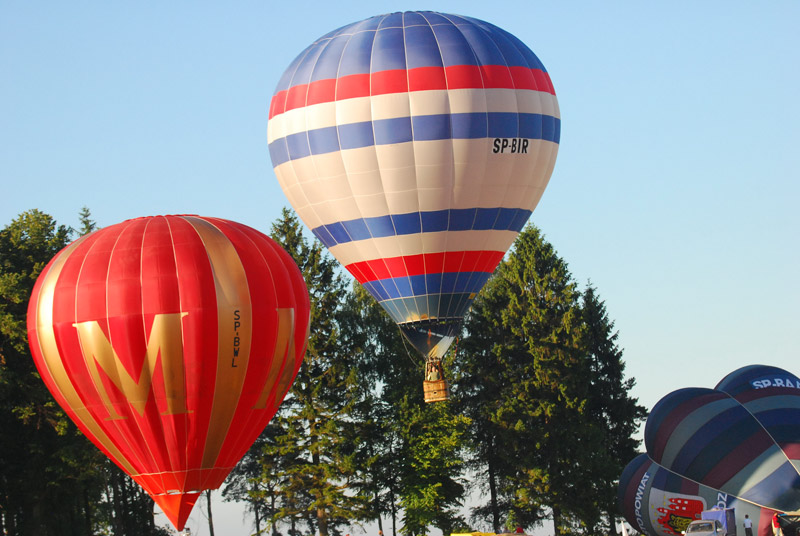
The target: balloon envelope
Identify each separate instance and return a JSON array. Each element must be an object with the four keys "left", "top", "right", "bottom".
[
  {"left": 27, "top": 215, "right": 310, "bottom": 530},
  {"left": 268, "top": 11, "right": 560, "bottom": 359},
  {"left": 618, "top": 365, "right": 800, "bottom": 536}
]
